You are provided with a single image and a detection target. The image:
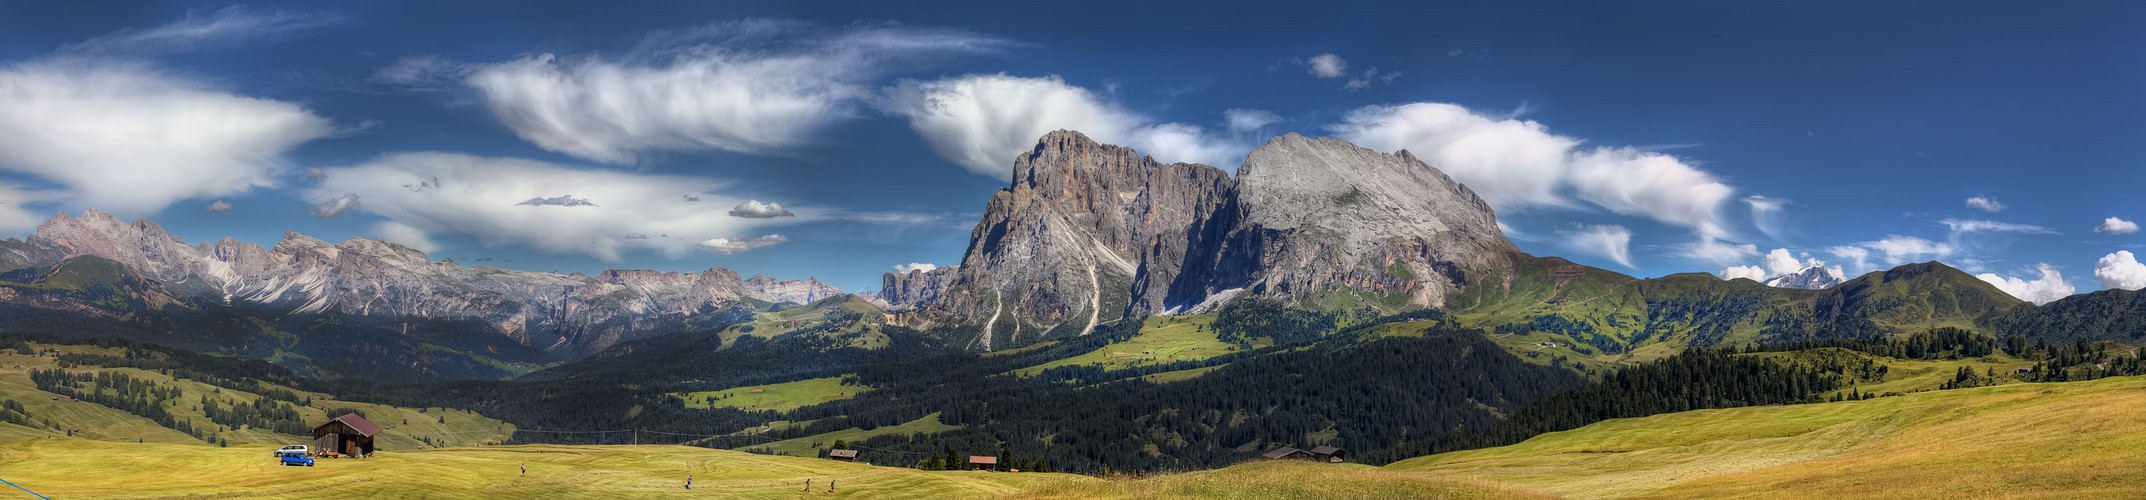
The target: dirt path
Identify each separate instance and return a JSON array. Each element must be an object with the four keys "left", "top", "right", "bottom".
[{"left": 1080, "top": 264, "right": 1100, "bottom": 336}]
